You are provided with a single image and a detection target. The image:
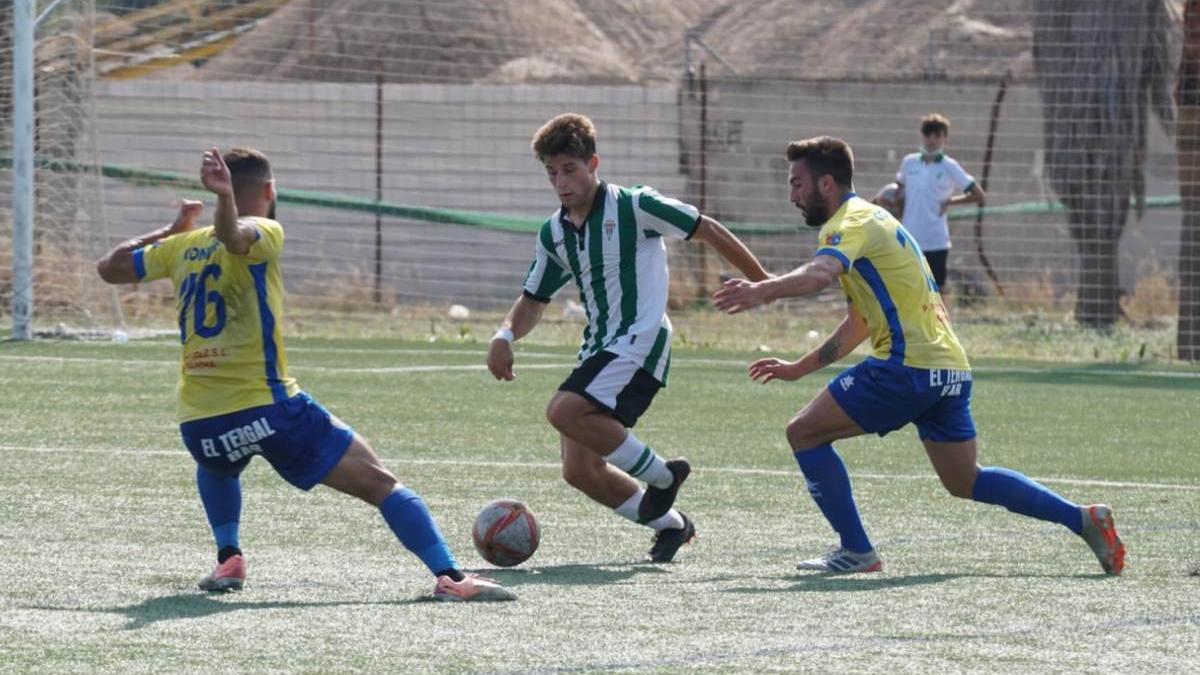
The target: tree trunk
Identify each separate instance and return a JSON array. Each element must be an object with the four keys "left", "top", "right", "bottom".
[
  {"left": 1178, "top": 104, "right": 1200, "bottom": 360},
  {"left": 1072, "top": 216, "right": 1124, "bottom": 328},
  {"left": 0, "top": 7, "right": 10, "bottom": 148},
  {"left": 1180, "top": 210, "right": 1200, "bottom": 361},
  {"left": 1033, "top": 0, "right": 1172, "bottom": 330},
  {"left": 1066, "top": 180, "right": 1129, "bottom": 328},
  {"left": 1177, "top": 2, "right": 1200, "bottom": 361}
]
